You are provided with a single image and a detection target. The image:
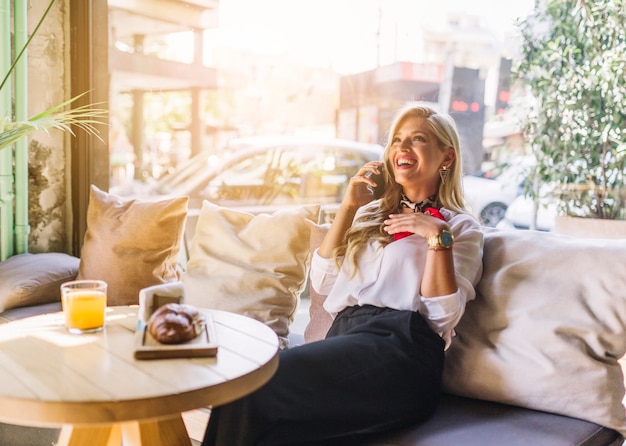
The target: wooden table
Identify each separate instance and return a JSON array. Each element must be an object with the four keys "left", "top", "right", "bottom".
[{"left": 0, "top": 306, "right": 279, "bottom": 445}]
